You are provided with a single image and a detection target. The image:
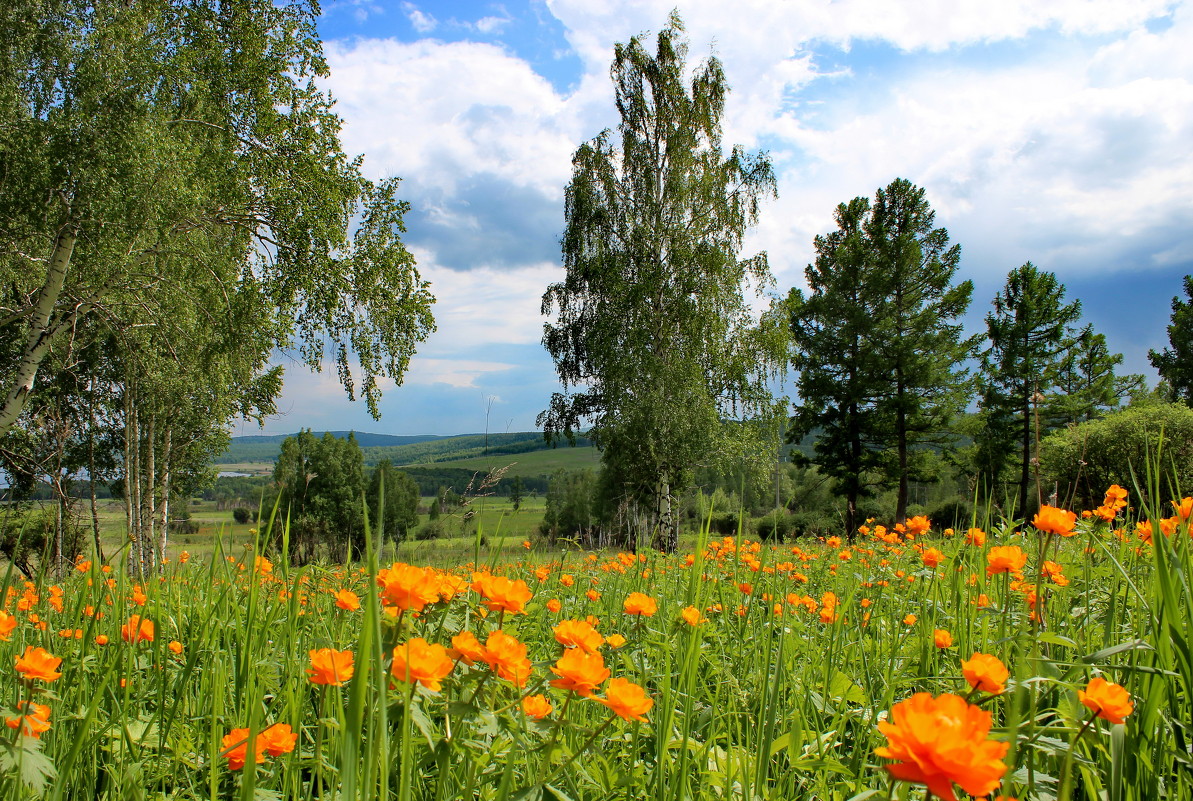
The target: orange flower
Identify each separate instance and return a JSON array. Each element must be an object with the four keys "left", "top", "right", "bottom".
[
  {"left": 961, "top": 653, "right": 1009, "bottom": 695},
  {"left": 623, "top": 592, "right": 657, "bottom": 617},
  {"left": 906, "top": 516, "right": 932, "bottom": 536},
  {"left": 680, "top": 606, "right": 706, "bottom": 626},
  {"left": 377, "top": 563, "right": 441, "bottom": 612},
  {"left": 1173, "top": 496, "right": 1193, "bottom": 522},
  {"left": 121, "top": 615, "right": 155, "bottom": 644},
  {"left": 5, "top": 701, "right": 51, "bottom": 738},
  {"left": 95, "top": 634, "right": 110, "bottom": 646},
  {"left": 546, "top": 598, "right": 562, "bottom": 613},
  {"left": 522, "top": 694, "right": 552, "bottom": 719},
  {"left": 605, "top": 633, "right": 627, "bottom": 649},
  {"left": 0, "top": 610, "right": 17, "bottom": 641},
  {"left": 560, "top": 574, "right": 575, "bottom": 587},
  {"left": 549, "top": 648, "right": 610, "bottom": 697},
  {"left": 448, "top": 630, "right": 487, "bottom": 665},
  {"left": 168, "top": 640, "right": 183, "bottom": 655},
  {"left": 333, "top": 589, "right": 361, "bottom": 611},
  {"left": 903, "top": 614, "right": 917, "bottom": 626},
  {"left": 1031, "top": 505, "right": 1077, "bottom": 537},
  {"left": 14, "top": 646, "right": 62, "bottom": 682},
  {"left": 554, "top": 619, "right": 604, "bottom": 654},
  {"left": 258, "top": 722, "right": 298, "bottom": 756},
  {"left": 472, "top": 574, "right": 534, "bottom": 615},
  {"left": 307, "top": 648, "right": 355, "bottom": 686},
  {"left": 921, "top": 548, "right": 945, "bottom": 569},
  {"left": 1079, "top": 677, "right": 1133, "bottom": 724},
  {"left": 598, "top": 677, "right": 653, "bottom": 721},
  {"left": 481, "top": 630, "right": 532, "bottom": 687},
  {"left": 934, "top": 629, "right": 953, "bottom": 649},
  {"left": 965, "top": 528, "right": 986, "bottom": 547},
  {"left": 391, "top": 638, "right": 454, "bottom": 692},
  {"left": 876, "top": 692, "right": 1010, "bottom": 801},
  {"left": 221, "top": 727, "right": 265, "bottom": 771},
  {"left": 586, "top": 589, "right": 601, "bottom": 601},
  {"left": 986, "top": 546, "right": 1027, "bottom": 576}
]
